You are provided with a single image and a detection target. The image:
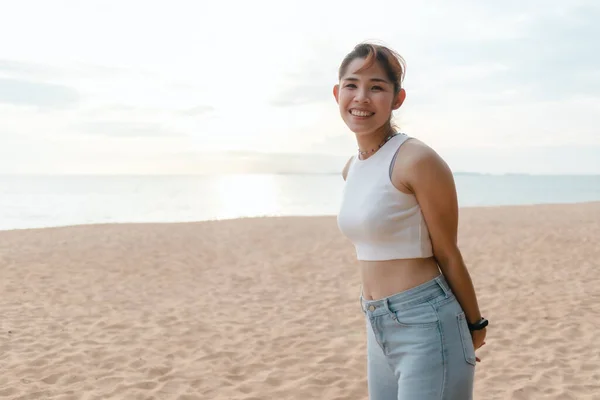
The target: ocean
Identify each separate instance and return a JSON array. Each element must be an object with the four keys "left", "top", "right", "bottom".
[{"left": 1, "top": 173, "right": 599, "bottom": 231}]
